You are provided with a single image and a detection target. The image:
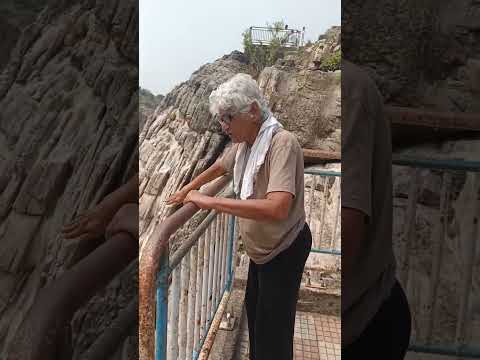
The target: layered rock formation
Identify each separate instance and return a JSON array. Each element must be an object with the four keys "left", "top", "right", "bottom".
[
  {"left": 0, "top": 0, "right": 138, "bottom": 358},
  {"left": 343, "top": 0, "right": 480, "bottom": 111},
  {"left": 139, "top": 51, "right": 251, "bottom": 254},
  {"left": 0, "top": 0, "right": 49, "bottom": 71},
  {"left": 258, "top": 27, "right": 341, "bottom": 151},
  {"left": 139, "top": 87, "right": 163, "bottom": 132}
]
